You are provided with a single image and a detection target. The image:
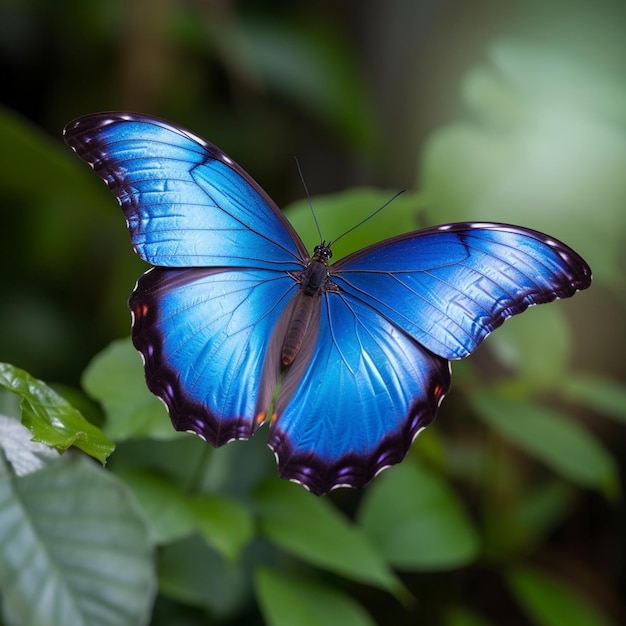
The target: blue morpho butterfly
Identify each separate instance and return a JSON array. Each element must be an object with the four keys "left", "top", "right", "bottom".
[{"left": 64, "top": 113, "right": 592, "bottom": 496}]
